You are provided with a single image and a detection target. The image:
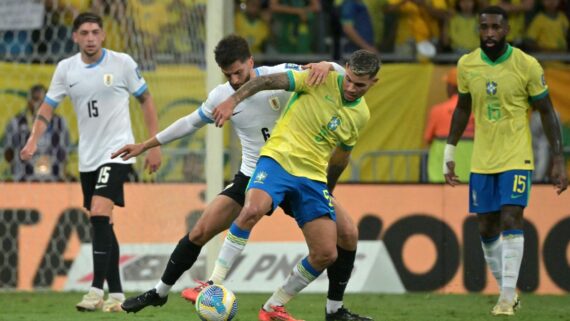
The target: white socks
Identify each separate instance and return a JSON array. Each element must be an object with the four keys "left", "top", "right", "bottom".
[
  {"left": 109, "top": 292, "right": 125, "bottom": 301},
  {"left": 326, "top": 299, "right": 343, "bottom": 314},
  {"left": 501, "top": 232, "right": 524, "bottom": 302},
  {"left": 89, "top": 287, "right": 104, "bottom": 297},
  {"left": 154, "top": 281, "right": 172, "bottom": 298},
  {"left": 481, "top": 236, "right": 503, "bottom": 288},
  {"left": 210, "top": 223, "right": 251, "bottom": 284},
  {"left": 263, "top": 257, "right": 322, "bottom": 311}
]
